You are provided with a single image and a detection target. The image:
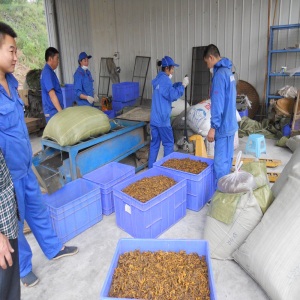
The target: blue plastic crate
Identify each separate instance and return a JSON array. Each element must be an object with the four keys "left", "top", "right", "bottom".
[
  {"left": 113, "top": 168, "right": 187, "bottom": 238},
  {"left": 61, "top": 84, "right": 75, "bottom": 108},
  {"left": 103, "top": 110, "right": 116, "bottom": 119},
  {"left": 43, "top": 178, "right": 102, "bottom": 243},
  {"left": 112, "top": 99, "right": 136, "bottom": 113},
  {"left": 153, "top": 152, "right": 215, "bottom": 211},
  {"left": 100, "top": 238, "right": 217, "bottom": 300},
  {"left": 238, "top": 108, "right": 248, "bottom": 118},
  {"left": 112, "top": 82, "right": 139, "bottom": 102},
  {"left": 83, "top": 162, "right": 135, "bottom": 215}
]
